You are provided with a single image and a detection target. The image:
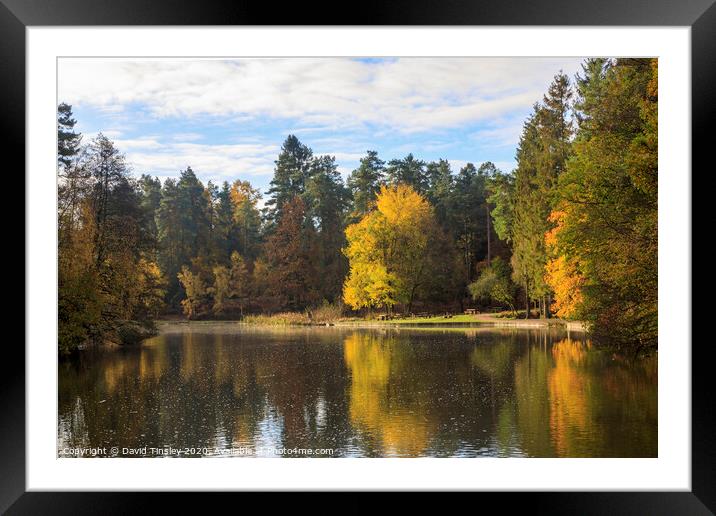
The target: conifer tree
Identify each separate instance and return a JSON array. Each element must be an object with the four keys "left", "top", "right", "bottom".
[
  {"left": 265, "top": 135, "right": 314, "bottom": 225},
  {"left": 57, "top": 103, "right": 82, "bottom": 169},
  {"left": 347, "top": 150, "right": 385, "bottom": 221},
  {"left": 385, "top": 154, "right": 428, "bottom": 193}
]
